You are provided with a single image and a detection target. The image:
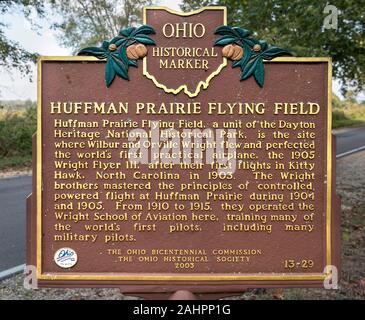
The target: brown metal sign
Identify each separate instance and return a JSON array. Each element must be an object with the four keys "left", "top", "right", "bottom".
[{"left": 27, "top": 6, "right": 340, "bottom": 294}]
